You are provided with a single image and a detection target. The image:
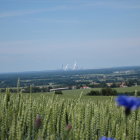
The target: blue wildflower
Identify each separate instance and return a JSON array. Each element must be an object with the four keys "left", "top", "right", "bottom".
[
  {"left": 116, "top": 95, "right": 140, "bottom": 115},
  {"left": 116, "top": 96, "right": 140, "bottom": 110},
  {"left": 100, "top": 136, "right": 116, "bottom": 140}
]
